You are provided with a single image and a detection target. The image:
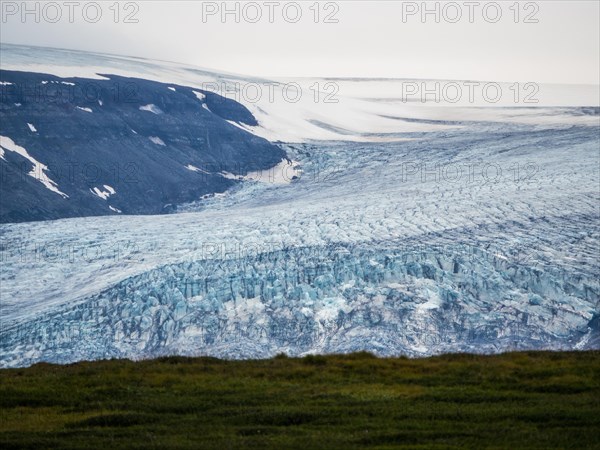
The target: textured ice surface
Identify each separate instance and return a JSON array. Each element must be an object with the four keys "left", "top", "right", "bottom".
[
  {"left": 1, "top": 44, "right": 599, "bottom": 366},
  {"left": 1, "top": 118, "right": 599, "bottom": 367}
]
